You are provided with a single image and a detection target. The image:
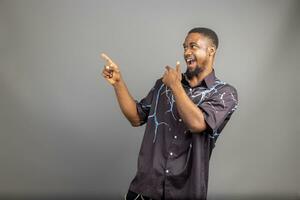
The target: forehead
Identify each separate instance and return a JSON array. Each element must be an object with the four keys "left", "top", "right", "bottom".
[{"left": 184, "top": 32, "right": 210, "bottom": 46}]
